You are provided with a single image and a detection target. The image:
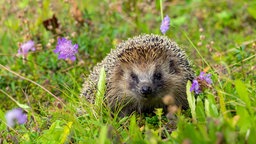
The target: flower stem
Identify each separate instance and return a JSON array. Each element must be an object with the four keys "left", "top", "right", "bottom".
[
  {"left": 160, "top": 0, "right": 163, "bottom": 21},
  {"left": 183, "top": 31, "right": 212, "bottom": 69}
]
